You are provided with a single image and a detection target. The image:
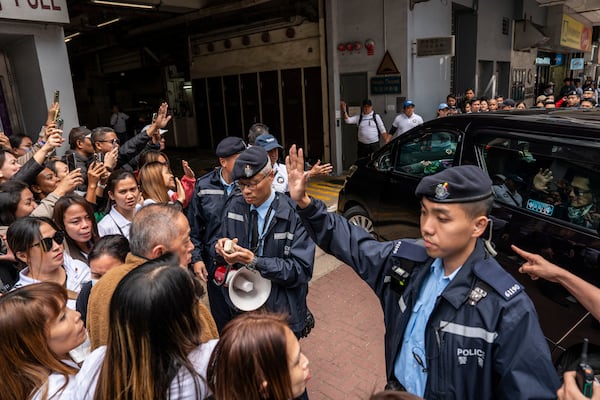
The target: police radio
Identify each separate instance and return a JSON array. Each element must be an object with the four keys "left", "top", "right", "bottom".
[{"left": 576, "top": 338, "right": 594, "bottom": 398}]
